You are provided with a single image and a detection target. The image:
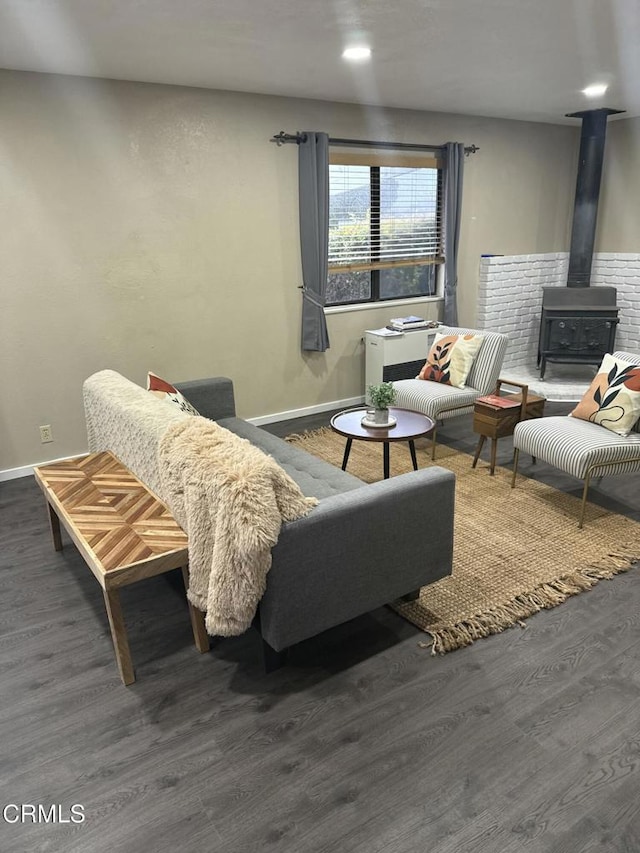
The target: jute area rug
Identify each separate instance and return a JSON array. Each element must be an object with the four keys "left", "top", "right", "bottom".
[{"left": 286, "top": 428, "right": 640, "bottom": 654}]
